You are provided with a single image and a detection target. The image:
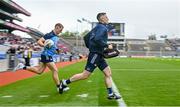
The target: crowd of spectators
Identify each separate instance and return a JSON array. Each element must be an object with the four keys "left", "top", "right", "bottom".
[
  {"left": 0, "top": 32, "right": 42, "bottom": 51},
  {"left": 165, "top": 39, "right": 180, "bottom": 51}
]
